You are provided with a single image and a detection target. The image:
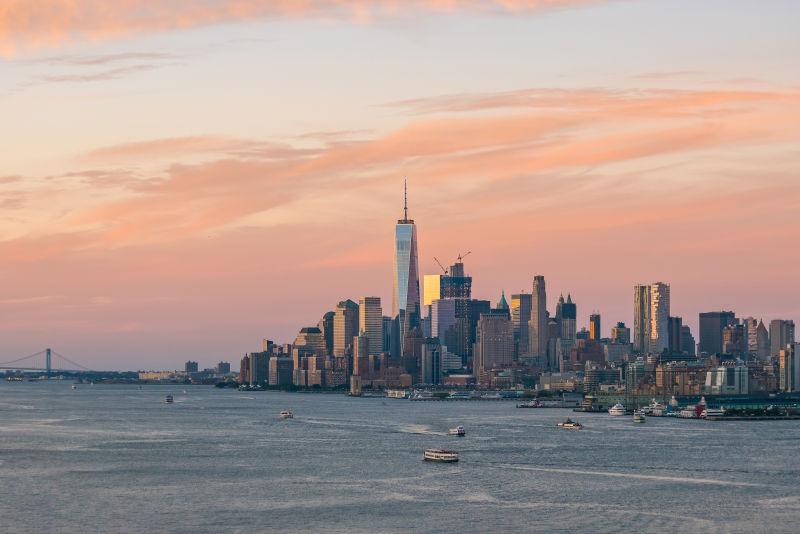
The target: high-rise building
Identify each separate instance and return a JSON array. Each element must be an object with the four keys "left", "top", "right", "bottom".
[
  {"left": 511, "top": 293, "right": 532, "bottom": 360},
  {"left": 423, "top": 274, "right": 441, "bottom": 308},
  {"left": 680, "top": 325, "right": 696, "bottom": 357},
  {"left": 185, "top": 360, "right": 198, "bottom": 373},
  {"left": 699, "top": 311, "right": 736, "bottom": 356},
  {"left": 248, "top": 351, "right": 269, "bottom": 385},
  {"left": 268, "top": 357, "right": 293, "bottom": 386},
  {"left": 382, "top": 315, "right": 393, "bottom": 354},
  {"left": 440, "top": 261, "right": 472, "bottom": 299},
  {"left": 611, "top": 322, "right": 631, "bottom": 345},
  {"left": 560, "top": 294, "right": 577, "bottom": 341},
  {"left": 474, "top": 310, "right": 513, "bottom": 382},
  {"left": 528, "top": 275, "right": 548, "bottom": 361},
  {"left": 358, "top": 297, "right": 383, "bottom": 356},
  {"left": 292, "top": 327, "right": 327, "bottom": 358},
  {"left": 667, "top": 316, "right": 683, "bottom": 354},
  {"left": 778, "top": 343, "right": 800, "bottom": 392},
  {"left": 770, "top": 319, "right": 796, "bottom": 357},
  {"left": 431, "top": 298, "right": 457, "bottom": 346},
  {"left": 722, "top": 323, "right": 746, "bottom": 356},
  {"left": 633, "top": 285, "right": 651, "bottom": 353},
  {"left": 743, "top": 317, "right": 759, "bottom": 357},
  {"left": 392, "top": 181, "right": 421, "bottom": 358},
  {"left": 318, "top": 311, "right": 335, "bottom": 356},
  {"left": 333, "top": 299, "right": 359, "bottom": 357},
  {"left": 421, "top": 338, "right": 442, "bottom": 385},
  {"left": 589, "top": 313, "right": 601, "bottom": 341},
  {"left": 756, "top": 320, "right": 770, "bottom": 361},
  {"left": 649, "top": 282, "right": 670, "bottom": 354},
  {"left": 216, "top": 361, "right": 231, "bottom": 375}
]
